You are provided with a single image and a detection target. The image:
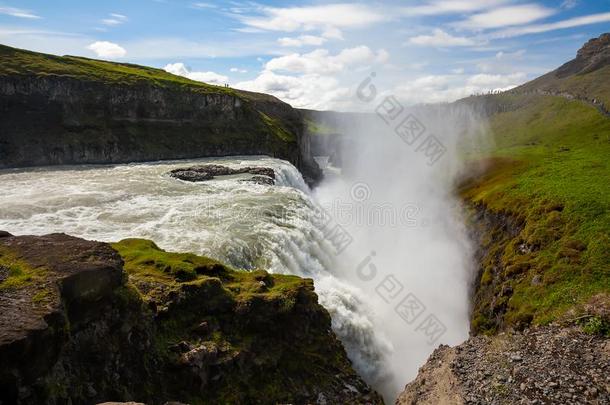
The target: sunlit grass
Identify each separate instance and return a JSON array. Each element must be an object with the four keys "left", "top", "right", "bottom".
[{"left": 462, "top": 94, "right": 610, "bottom": 331}]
